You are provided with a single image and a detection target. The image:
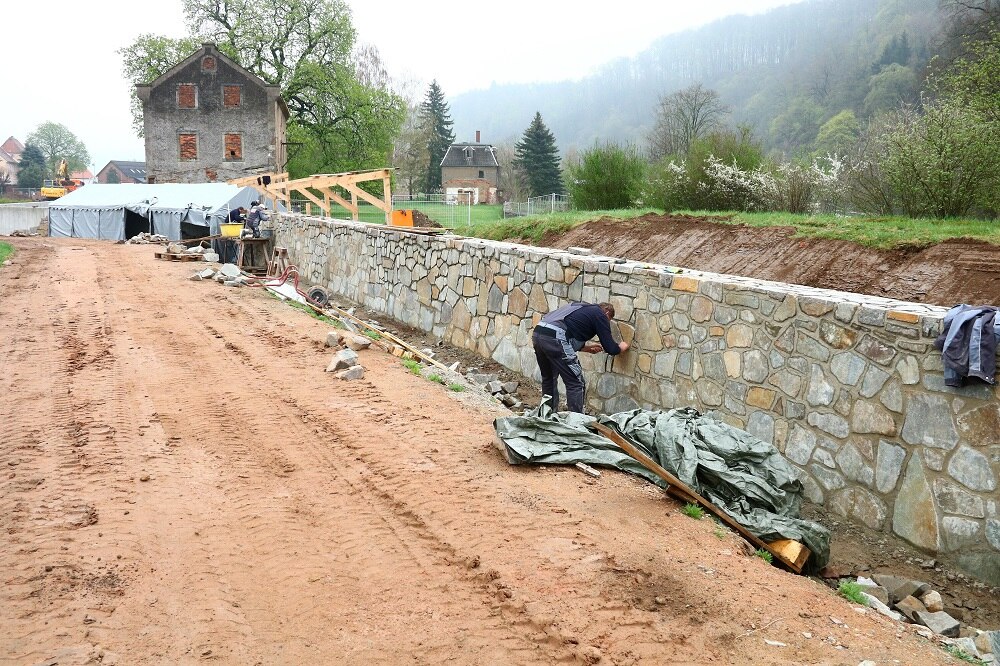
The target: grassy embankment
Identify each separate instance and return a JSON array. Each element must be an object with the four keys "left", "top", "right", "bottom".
[
  {"left": 459, "top": 209, "right": 1000, "bottom": 251},
  {"left": 0, "top": 242, "right": 14, "bottom": 265}
]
